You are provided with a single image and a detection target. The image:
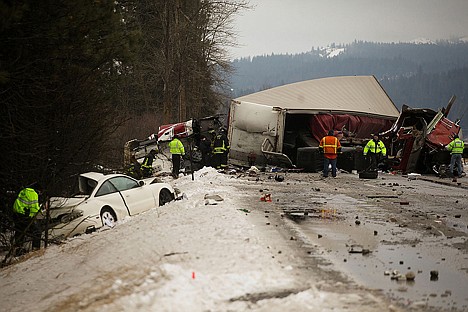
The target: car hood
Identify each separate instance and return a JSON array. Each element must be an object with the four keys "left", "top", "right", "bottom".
[{"left": 48, "top": 196, "right": 87, "bottom": 217}]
